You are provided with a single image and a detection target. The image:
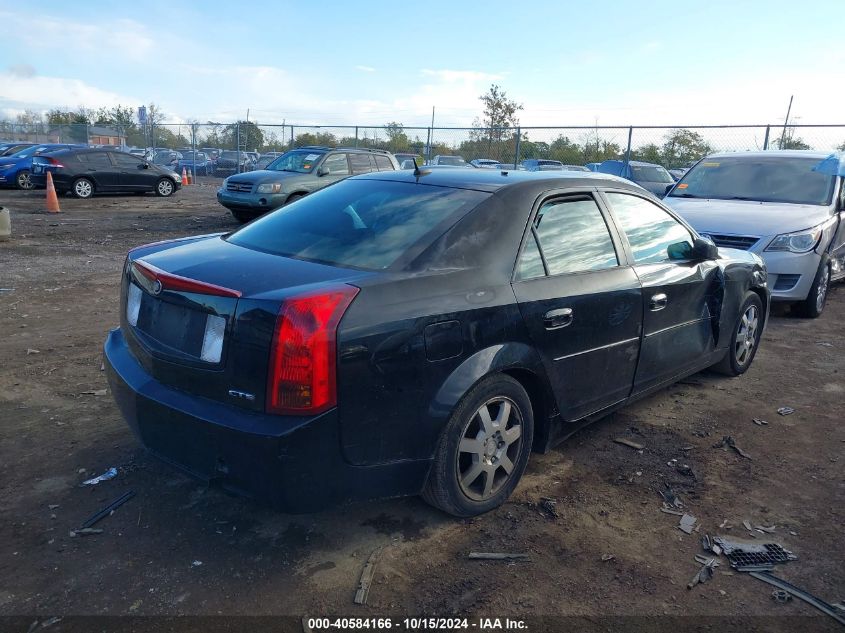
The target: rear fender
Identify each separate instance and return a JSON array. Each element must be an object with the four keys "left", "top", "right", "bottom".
[{"left": 425, "top": 342, "right": 555, "bottom": 452}]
